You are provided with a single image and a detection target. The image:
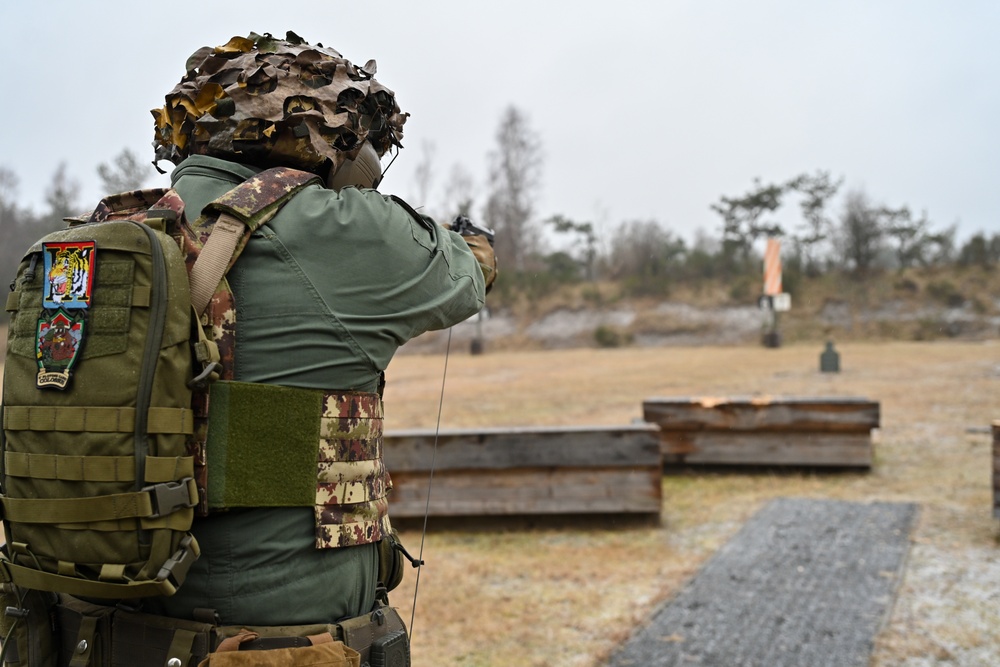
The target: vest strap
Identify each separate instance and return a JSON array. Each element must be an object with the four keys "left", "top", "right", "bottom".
[
  {"left": 0, "top": 479, "right": 197, "bottom": 524},
  {"left": 189, "top": 213, "right": 245, "bottom": 316}
]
